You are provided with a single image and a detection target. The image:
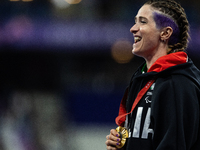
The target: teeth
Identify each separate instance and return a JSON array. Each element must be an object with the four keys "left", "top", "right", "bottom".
[{"left": 134, "top": 37, "right": 141, "bottom": 43}]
